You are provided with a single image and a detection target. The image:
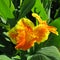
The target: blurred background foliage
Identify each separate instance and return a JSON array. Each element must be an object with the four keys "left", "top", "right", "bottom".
[{"left": 0, "top": 0, "right": 60, "bottom": 60}]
